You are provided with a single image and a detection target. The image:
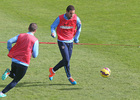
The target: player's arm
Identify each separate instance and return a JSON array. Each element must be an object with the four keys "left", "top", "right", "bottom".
[
  {"left": 32, "top": 40, "right": 39, "bottom": 58},
  {"left": 7, "top": 35, "right": 19, "bottom": 51},
  {"left": 51, "top": 17, "right": 60, "bottom": 38},
  {"left": 74, "top": 16, "right": 81, "bottom": 43}
]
